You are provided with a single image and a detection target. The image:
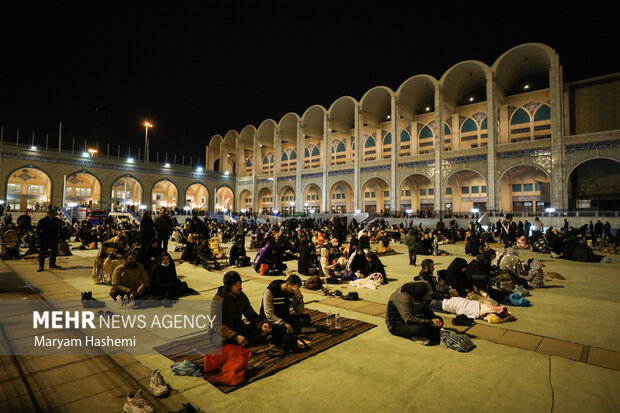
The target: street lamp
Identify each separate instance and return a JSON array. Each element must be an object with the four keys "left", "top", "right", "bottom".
[{"left": 143, "top": 122, "right": 153, "bottom": 162}]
